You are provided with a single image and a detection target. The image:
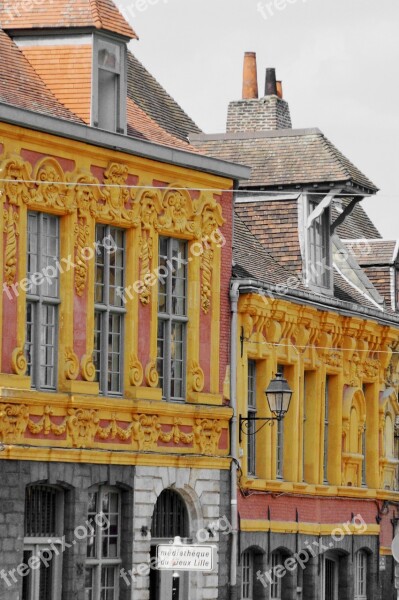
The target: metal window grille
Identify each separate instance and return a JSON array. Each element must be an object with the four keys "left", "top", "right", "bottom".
[
  {"left": 270, "top": 552, "right": 282, "bottom": 599},
  {"left": 23, "top": 485, "right": 63, "bottom": 600},
  {"left": 157, "top": 237, "right": 188, "bottom": 402},
  {"left": 247, "top": 360, "right": 257, "bottom": 476},
  {"left": 307, "top": 197, "right": 331, "bottom": 289},
  {"left": 355, "top": 551, "right": 367, "bottom": 599},
  {"left": 26, "top": 212, "right": 60, "bottom": 390},
  {"left": 324, "top": 376, "right": 330, "bottom": 484},
  {"left": 241, "top": 551, "right": 253, "bottom": 599},
  {"left": 94, "top": 225, "right": 126, "bottom": 395},
  {"left": 151, "top": 489, "right": 189, "bottom": 539},
  {"left": 85, "top": 488, "right": 121, "bottom": 600}
]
